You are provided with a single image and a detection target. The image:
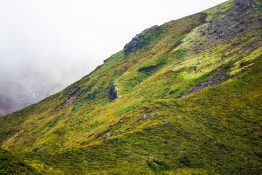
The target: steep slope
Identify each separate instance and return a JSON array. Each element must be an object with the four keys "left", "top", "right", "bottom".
[
  {"left": 0, "top": 0, "right": 261, "bottom": 174},
  {"left": 0, "top": 147, "right": 38, "bottom": 175}
]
